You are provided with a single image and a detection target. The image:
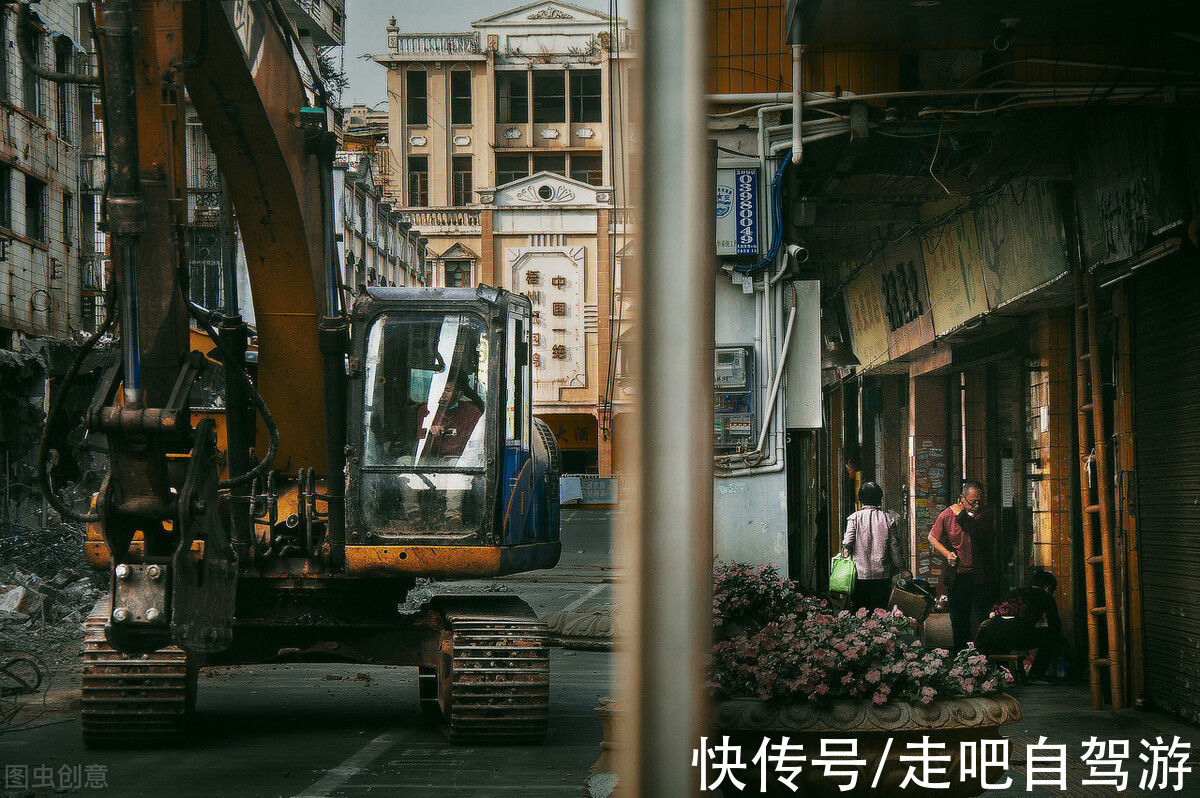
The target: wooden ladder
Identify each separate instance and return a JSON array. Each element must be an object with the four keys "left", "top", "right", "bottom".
[{"left": 1072, "top": 268, "right": 1126, "bottom": 709}]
